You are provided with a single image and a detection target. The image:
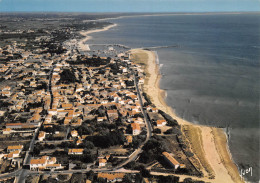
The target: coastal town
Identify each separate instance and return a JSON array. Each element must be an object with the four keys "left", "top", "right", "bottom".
[{"left": 0, "top": 13, "right": 243, "bottom": 183}]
